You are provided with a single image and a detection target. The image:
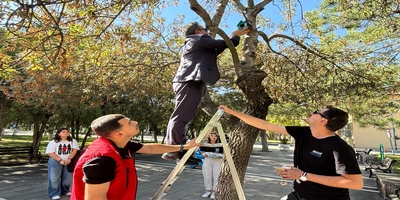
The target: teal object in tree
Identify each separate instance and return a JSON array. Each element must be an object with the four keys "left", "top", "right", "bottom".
[{"left": 237, "top": 20, "right": 247, "bottom": 30}]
